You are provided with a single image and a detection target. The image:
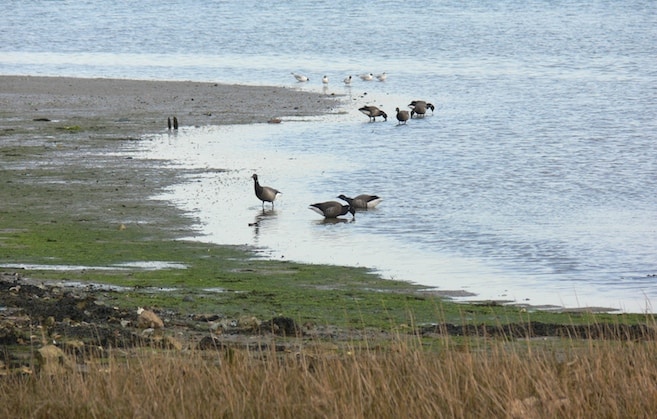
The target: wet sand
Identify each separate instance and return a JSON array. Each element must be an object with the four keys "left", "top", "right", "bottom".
[{"left": 0, "top": 75, "right": 342, "bottom": 136}]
